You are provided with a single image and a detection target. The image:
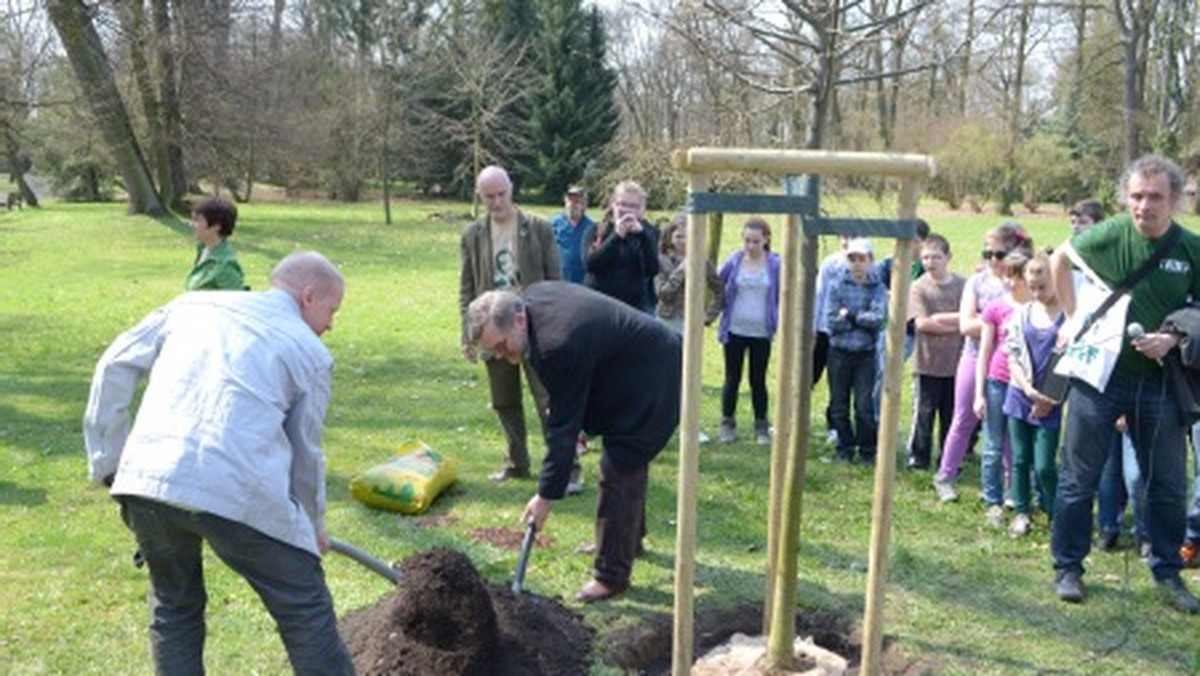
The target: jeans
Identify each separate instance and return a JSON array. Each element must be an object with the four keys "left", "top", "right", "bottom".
[
  {"left": 119, "top": 497, "right": 354, "bottom": 676},
  {"left": 1007, "top": 417, "right": 1059, "bottom": 516},
  {"left": 1052, "top": 373, "right": 1189, "bottom": 581},
  {"left": 828, "top": 347, "right": 877, "bottom": 460},
  {"left": 1189, "top": 423, "right": 1200, "bottom": 542},
  {"left": 980, "top": 378, "right": 1011, "bottom": 507},
  {"left": 1096, "top": 431, "right": 1125, "bottom": 533}
]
